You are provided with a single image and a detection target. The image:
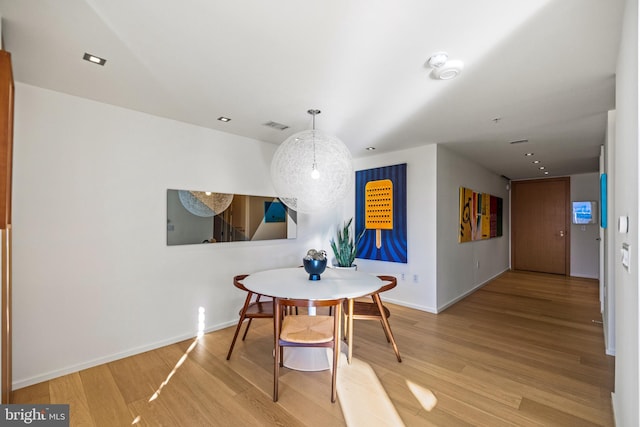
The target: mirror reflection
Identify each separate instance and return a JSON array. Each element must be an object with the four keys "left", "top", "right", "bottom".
[{"left": 167, "top": 189, "right": 297, "bottom": 245}]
